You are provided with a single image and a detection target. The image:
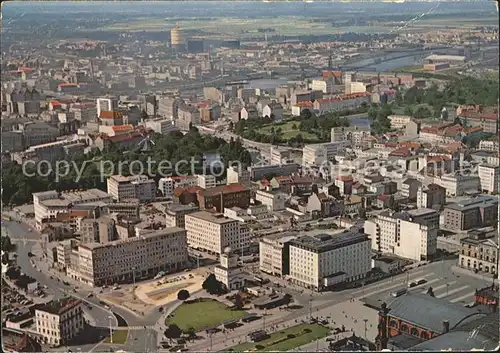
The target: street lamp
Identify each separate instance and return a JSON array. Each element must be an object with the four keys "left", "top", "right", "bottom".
[{"left": 108, "top": 315, "right": 113, "bottom": 344}]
